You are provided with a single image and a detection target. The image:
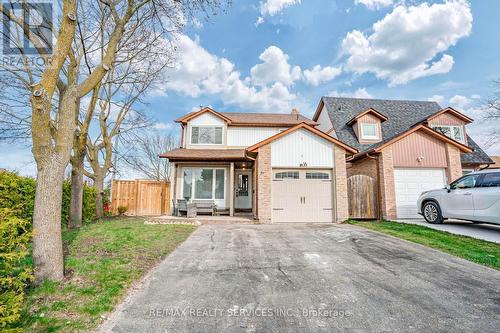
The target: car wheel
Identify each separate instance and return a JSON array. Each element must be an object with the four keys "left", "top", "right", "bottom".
[{"left": 423, "top": 201, "right": 443, "bottom": 224}]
